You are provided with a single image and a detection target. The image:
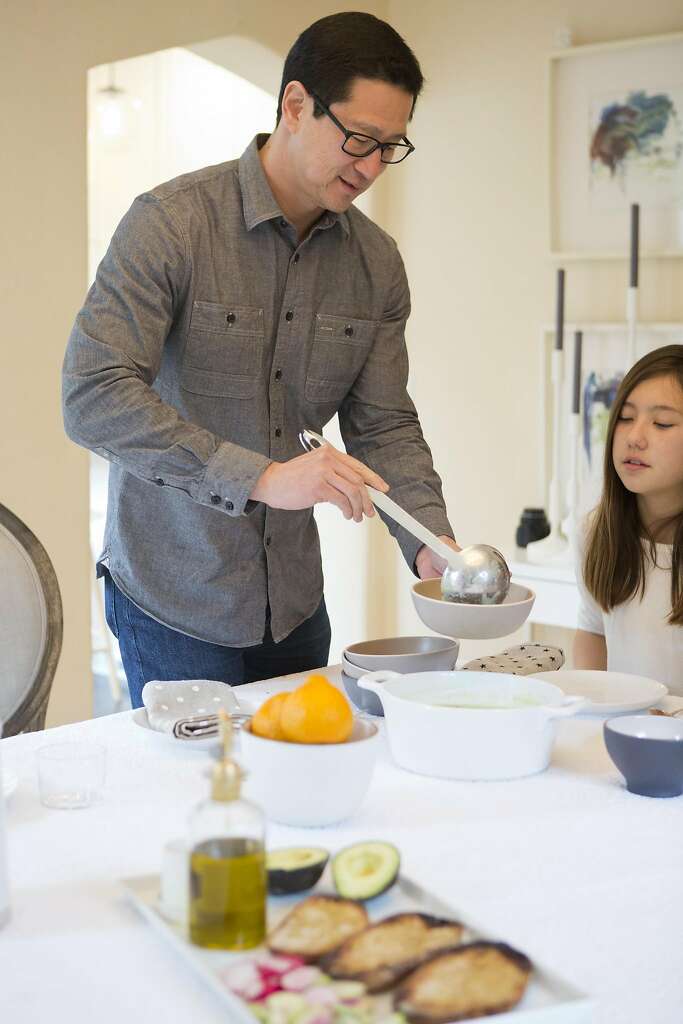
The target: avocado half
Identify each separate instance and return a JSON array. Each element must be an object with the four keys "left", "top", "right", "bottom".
[
  {"left": 267, "top": 847, "right": 329, "bottom": 895},
  {"left": 332, "top": 841, "right": 400, "bottom": 901}
]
